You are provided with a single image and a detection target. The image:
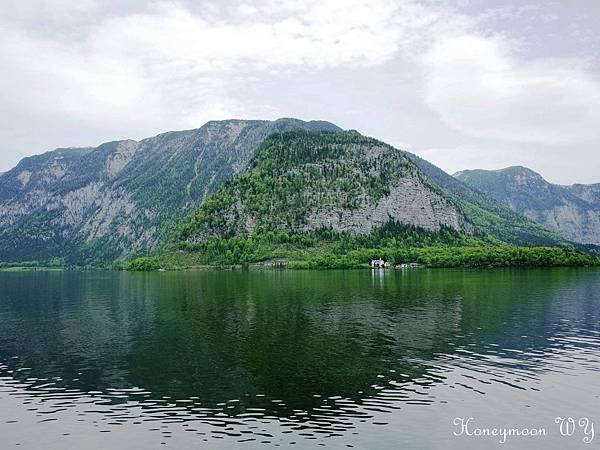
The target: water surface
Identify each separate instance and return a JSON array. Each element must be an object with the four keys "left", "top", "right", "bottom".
[{"left": 0, "top": 268, "right": 599, "bottom": 449}]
